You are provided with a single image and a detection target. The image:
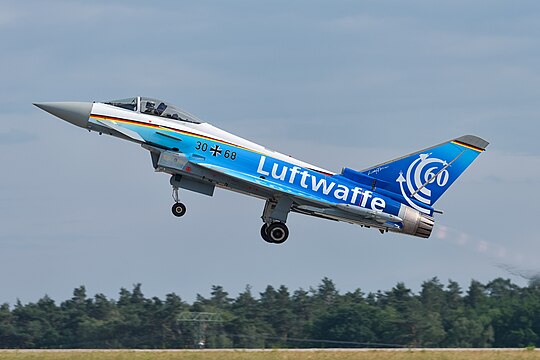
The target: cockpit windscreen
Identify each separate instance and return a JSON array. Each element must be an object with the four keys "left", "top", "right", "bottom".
[
  {"left": 104, "top": 97, "right": 137, "bottom": 111},
  {"left": 104, "top": 96, "right": 202, "bottom": 124},
  {"left": 140, "top": 97, "right": 201, "bottom": 124}
]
